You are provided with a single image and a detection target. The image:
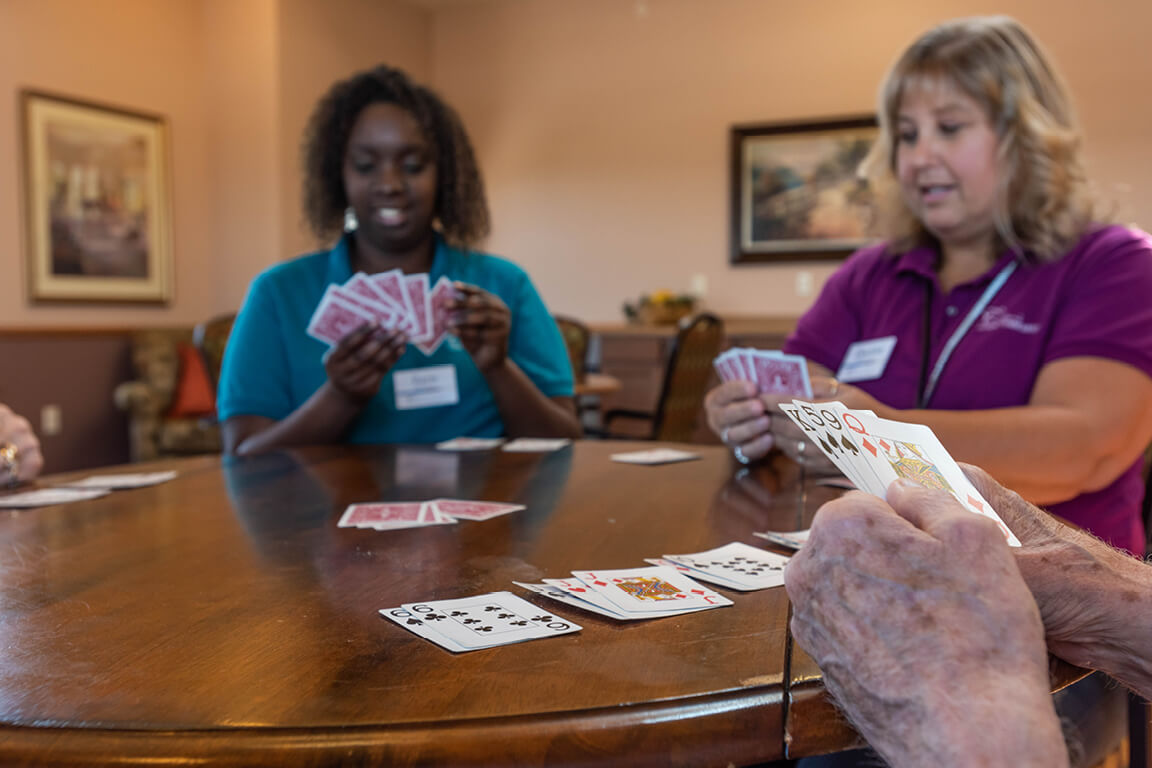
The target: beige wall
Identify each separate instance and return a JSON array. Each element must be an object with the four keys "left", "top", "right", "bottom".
[
  {"left": 431, "top": 0, "right": 1152, "bottom": 323},
  {"left": 0, "top": 0, "right": 216, "bottom": 327},
  {"left": 276, "top": 0, "right": 432, "bottom": 270},
  {"left": 0, "top": 0, "right": 430, "bottom": 326},
  {"left": 2, "top": 0, "right": 1151, "bottom": 328}
]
